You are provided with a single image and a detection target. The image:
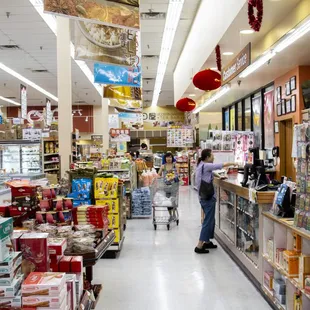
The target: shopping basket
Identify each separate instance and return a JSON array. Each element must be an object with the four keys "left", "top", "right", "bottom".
[{"left": 150, "top": 178, "right": 179, "bottom": 230}]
